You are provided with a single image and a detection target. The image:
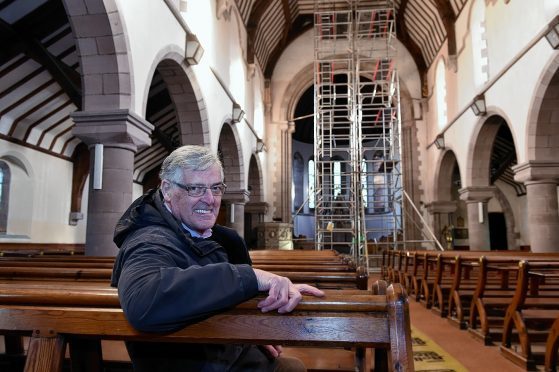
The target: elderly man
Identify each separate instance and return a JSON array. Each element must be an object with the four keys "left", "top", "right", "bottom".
[{"left": 111, "top": 145, "right": 324, "bottom": 371}]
